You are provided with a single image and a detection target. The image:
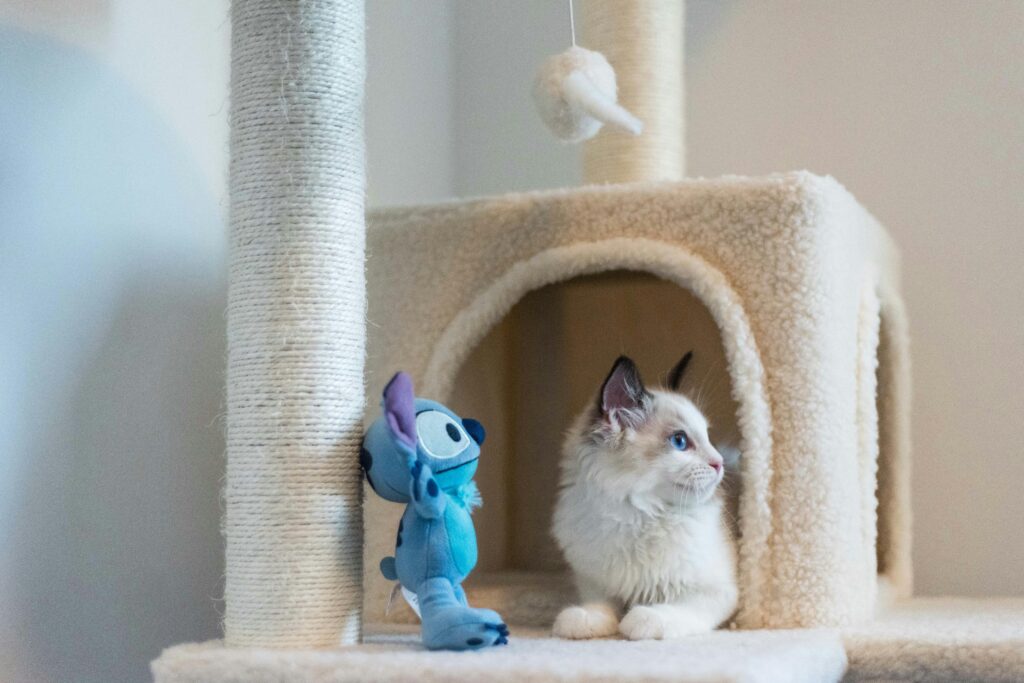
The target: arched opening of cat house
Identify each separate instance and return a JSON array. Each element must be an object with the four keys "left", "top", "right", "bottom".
[
  {"left": 448, "top": 271, "right": 747, "bottom": 626},
  {"left": 366, "top": 240, "right": 778, "bottom": 629}
]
